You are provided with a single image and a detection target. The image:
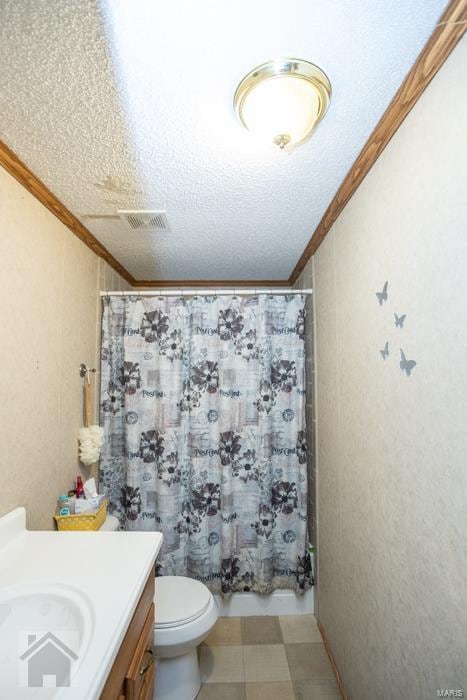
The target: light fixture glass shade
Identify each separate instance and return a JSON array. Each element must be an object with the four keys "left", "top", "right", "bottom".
[{"left": 234, "top": 59, "right": 331, "bottom": 148}]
